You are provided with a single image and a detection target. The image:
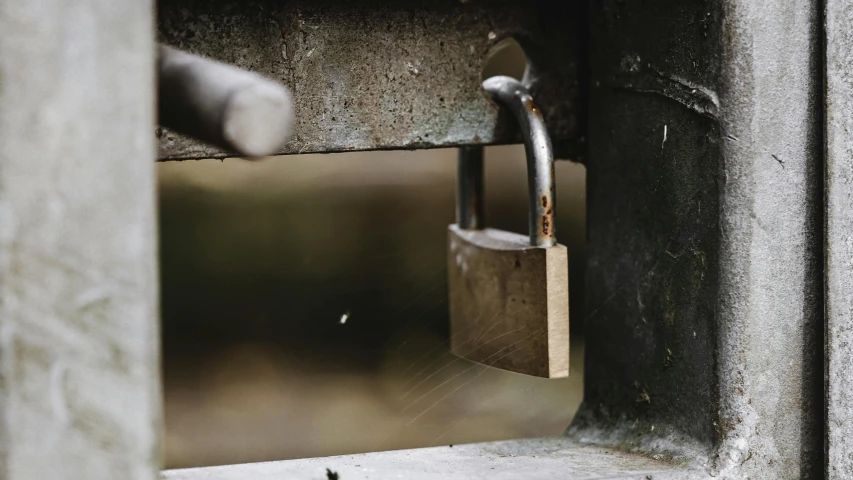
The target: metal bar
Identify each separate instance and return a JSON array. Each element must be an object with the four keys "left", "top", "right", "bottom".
[
  {"left": 456, "top": 146, "right": 485, "bottom": 230},
  {"left": 483, "top": 76, "right": 556, "bottom": 247},
  {"left": 158, "top": 45, "right": 294, "bottom": 157},
  {"left": 156, "top": 0, "right": 581, "bottom": 160}
]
